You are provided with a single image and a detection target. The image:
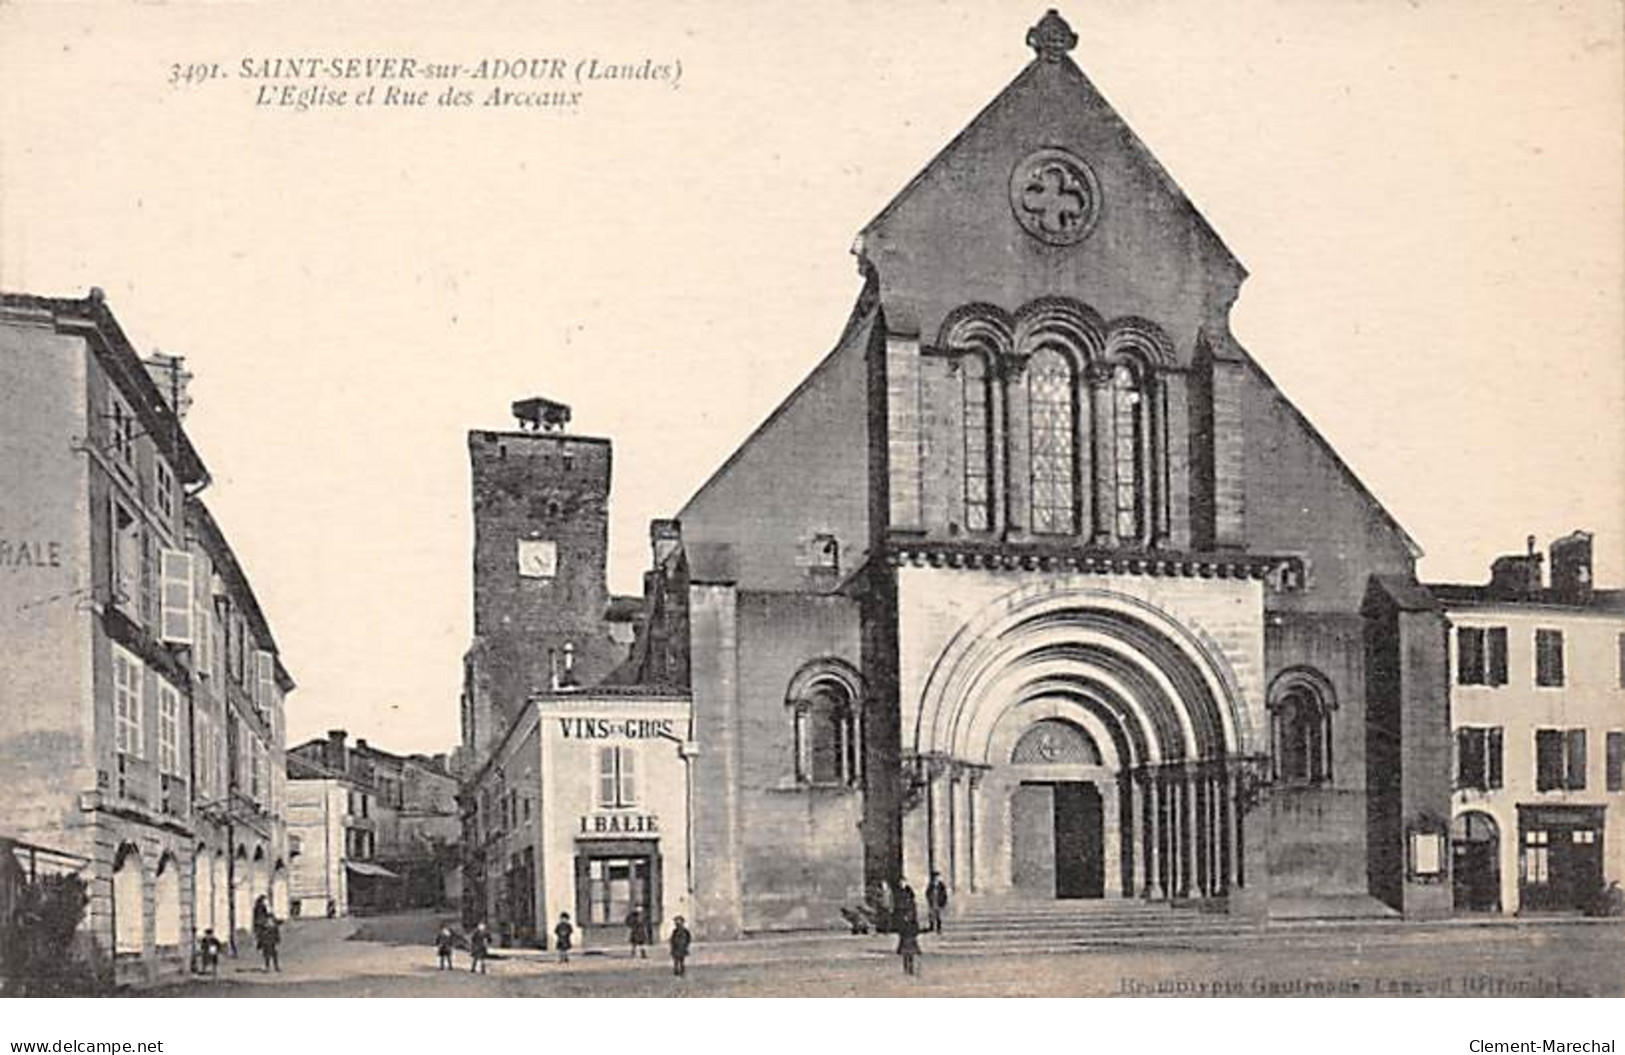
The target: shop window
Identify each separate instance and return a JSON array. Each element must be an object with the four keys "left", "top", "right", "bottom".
[
  {"left": 1457, "top": 627, "right": 1508, "bottom": 686},
  {"left": 1028, "top": 347, "right": 1077, "bottom": 534},
  {"left": 582, "top": 856, "right": 652, "bottom": 927},
  {"left": 1521, "top": 829, "right": 1550, "bottom": 884},
  {"left": 1456, "top": 726, "right": 1504, "bottom": 791},
  {"left": 1535, "top": 629, "right": 1565, "bottom": 687},
  {"left": 1536, "top": 728, "right": 1586, "bottom": 791},
  {"left": 113, "top": 645, "right": 144, "bottom": 759},
  {"left": 597, "top": 746, "right": 637, "bottom": 809},
  {"left": 961, "top": 353, "right": 992, "bottom": 531},
  {"left": 1608, "top": 731, "right": 1624, "bottom": 793}
]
